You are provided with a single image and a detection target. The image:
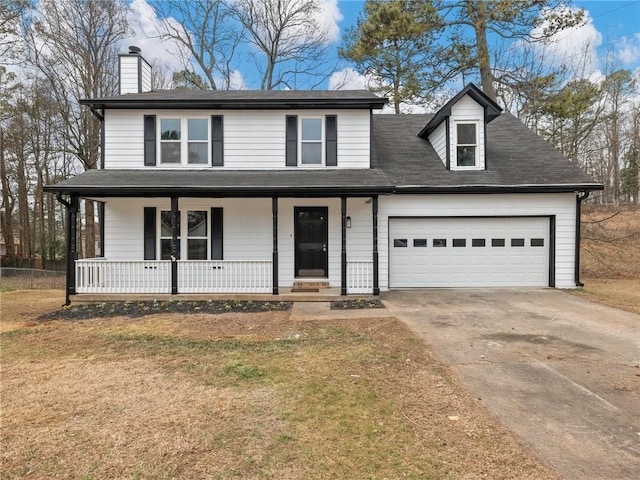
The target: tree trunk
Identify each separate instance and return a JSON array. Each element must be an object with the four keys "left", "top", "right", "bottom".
[
  {"left": 465, "top": 0, "right": 497, "bottom": 100},
  {"left": 0, "top": 127, "right": 16, "bottom": 260}
]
